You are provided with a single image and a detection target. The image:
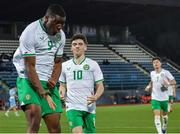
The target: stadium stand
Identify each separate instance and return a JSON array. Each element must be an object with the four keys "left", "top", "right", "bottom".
[
  {"left": 0, "top": 40, "right": 179, "bottom": 93},
  {"left": 109, "top": 44, "right": 180, "bottom": 88},
  {"left": 64, "top": 43, "right": 125, "bottom": 62},
  {"left": 109, "top": 44, "right": 153, "bottom": 62}
]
